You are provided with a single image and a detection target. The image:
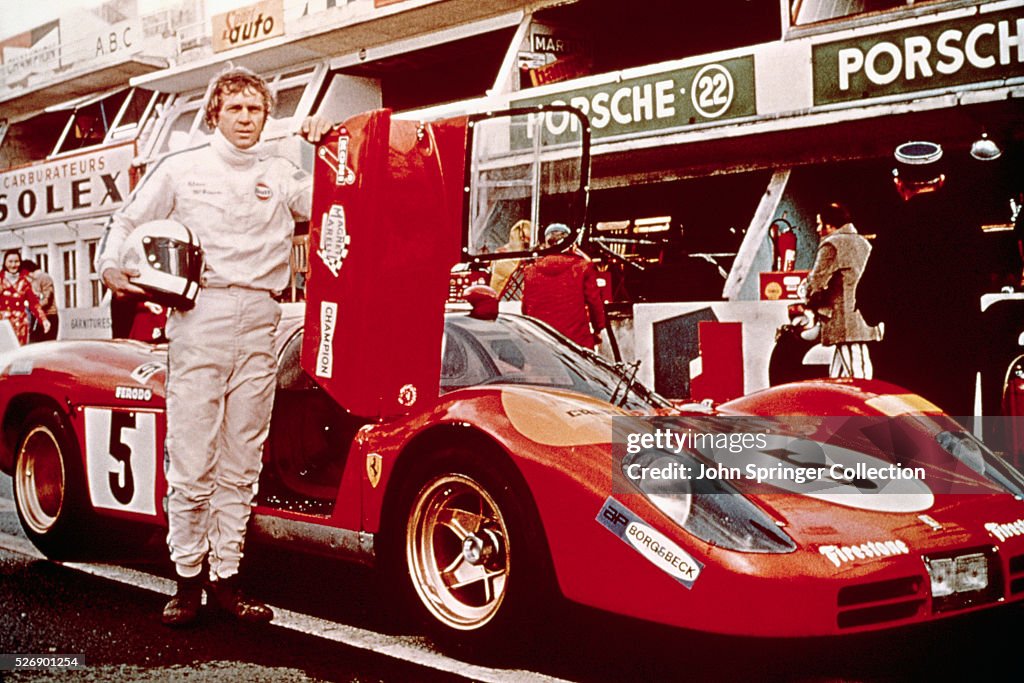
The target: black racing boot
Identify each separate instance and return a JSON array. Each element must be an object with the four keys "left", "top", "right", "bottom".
[
  {"left": 207, "top": 575, "right": 273, "bottom": 623},
  {"left": 161, "top": 575, "right": 204, "bottom": 627}
]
